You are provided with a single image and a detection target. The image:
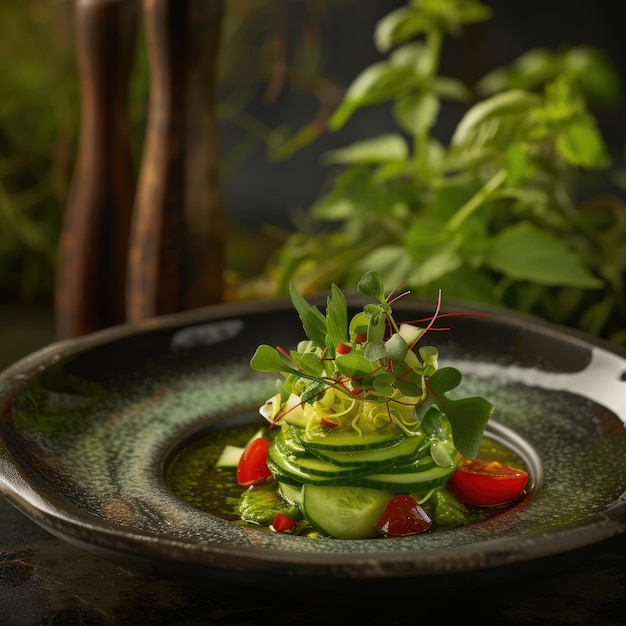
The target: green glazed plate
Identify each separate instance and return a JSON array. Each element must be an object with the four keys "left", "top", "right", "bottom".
[{"left": 0, "top": 297, "right": 625, "bottom": 592}]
